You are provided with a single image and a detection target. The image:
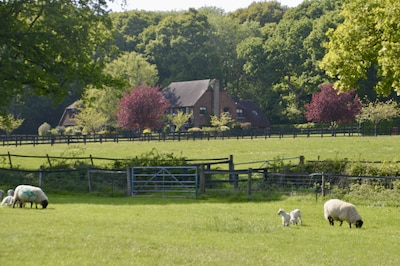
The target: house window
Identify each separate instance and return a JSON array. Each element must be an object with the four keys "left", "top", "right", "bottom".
[
  {"left": 223, "top": 107, "right": 230, "bottom": 113},
  {"left": 199, "top": 107, "right": 206, "bottom": 116},
  {"left": 236, "top": 108, "right": 244, "bottom": 118}
]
